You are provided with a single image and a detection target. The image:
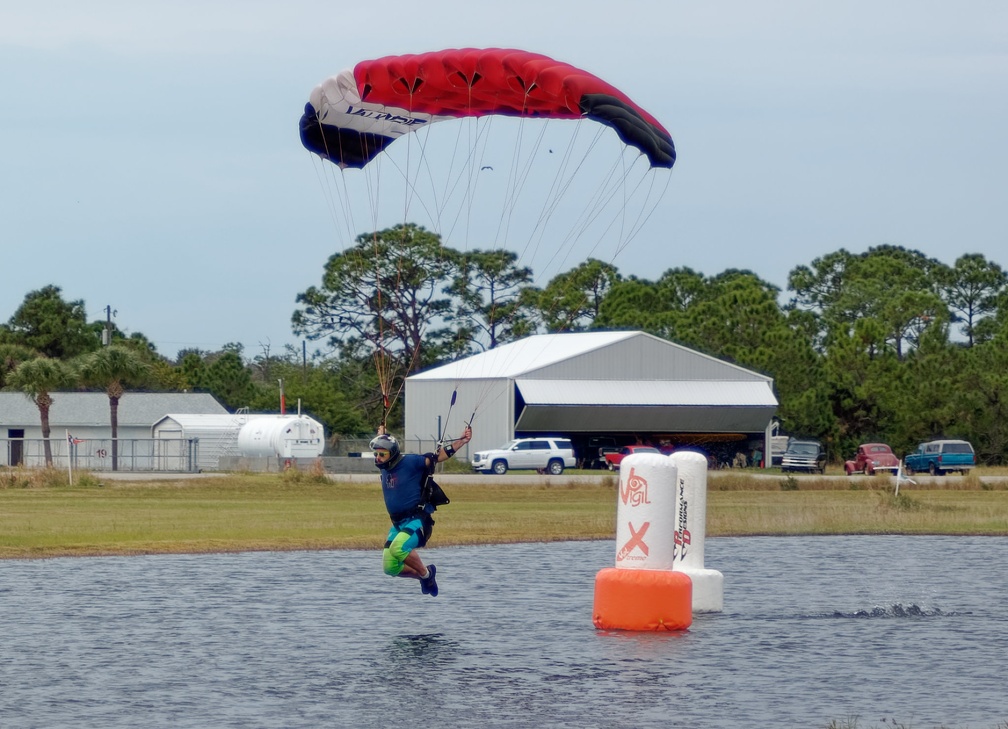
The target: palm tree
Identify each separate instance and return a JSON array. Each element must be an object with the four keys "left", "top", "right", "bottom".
[
  {"left": 0, "top": 343, "right": 38, "bottom": 389},
  {"left": 76, "top": 346, "right": 150, "bottom": 471},
  {"left": 7, "top": 357, "right": 78, "bottom": 467}
]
